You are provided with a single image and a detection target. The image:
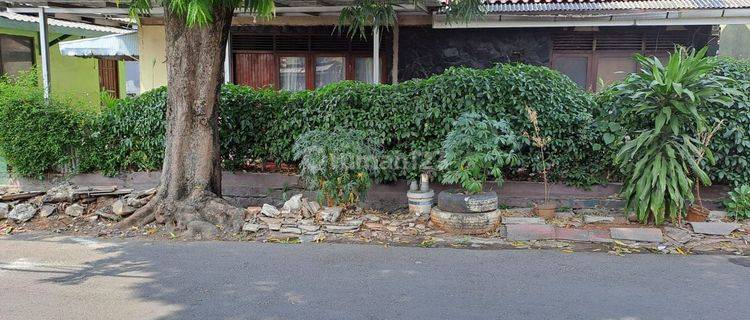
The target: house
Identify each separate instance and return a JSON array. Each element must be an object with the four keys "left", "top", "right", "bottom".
[
  {"left": 0, "top": 9, "right": 133, "bottom": 103},
  {"left": 3, "top": 0, "right": 750, "bottom": 94}
]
